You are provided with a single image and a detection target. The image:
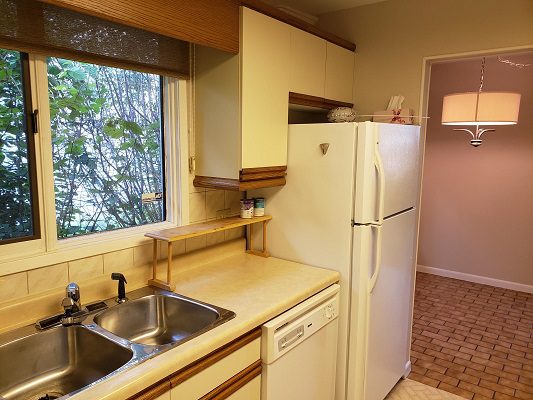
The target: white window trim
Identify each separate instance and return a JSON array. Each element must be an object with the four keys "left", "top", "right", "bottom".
[{"left": 0, "top": 57, "right": 189, "bottom": 276}]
